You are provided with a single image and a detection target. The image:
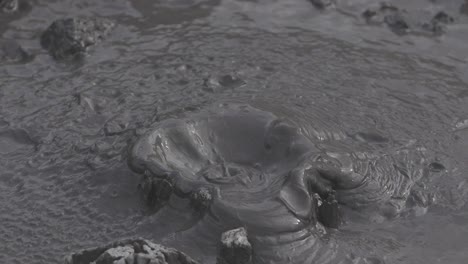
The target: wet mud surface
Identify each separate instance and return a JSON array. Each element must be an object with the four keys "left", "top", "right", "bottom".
[{"left": 1, "top": 0, "right": 468, "bottom": 263}]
